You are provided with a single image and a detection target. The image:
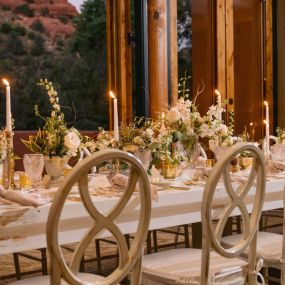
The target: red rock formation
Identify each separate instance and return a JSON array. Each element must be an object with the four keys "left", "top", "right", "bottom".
[{"left": 0, "top": 0, "right": 78, "bottom": 39}]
